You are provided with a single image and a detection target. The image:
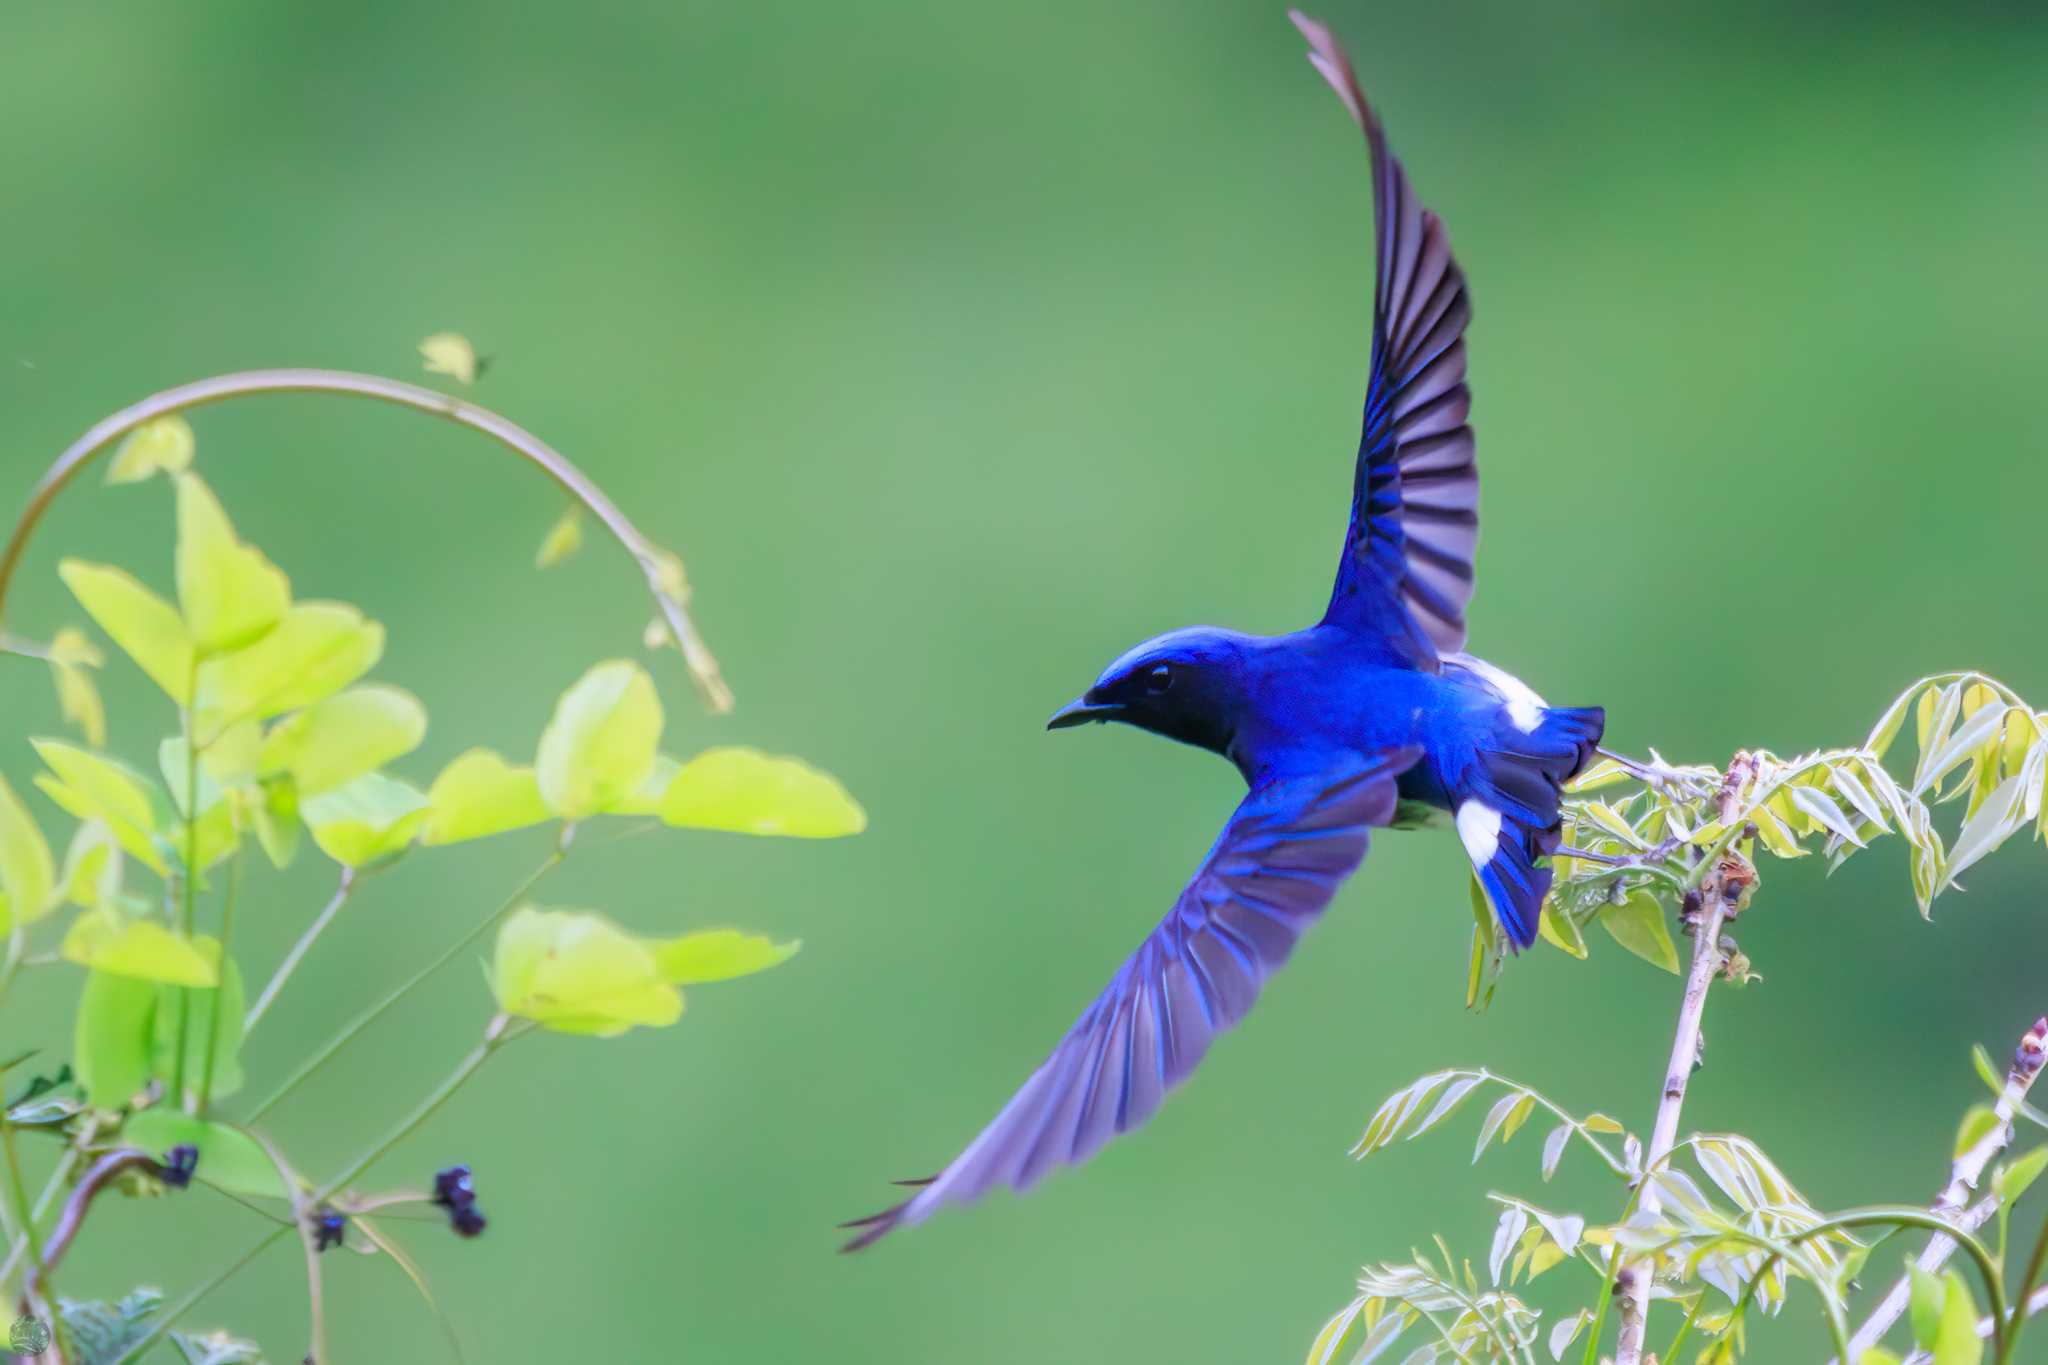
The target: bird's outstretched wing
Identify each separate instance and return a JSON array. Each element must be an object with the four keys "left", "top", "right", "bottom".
[
  {"left": 1293, "top": 11, "right": 1478, "bottom": 668},
  {"left": 842, "top": 747, "right": 1420, "bottom": 1249}
]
